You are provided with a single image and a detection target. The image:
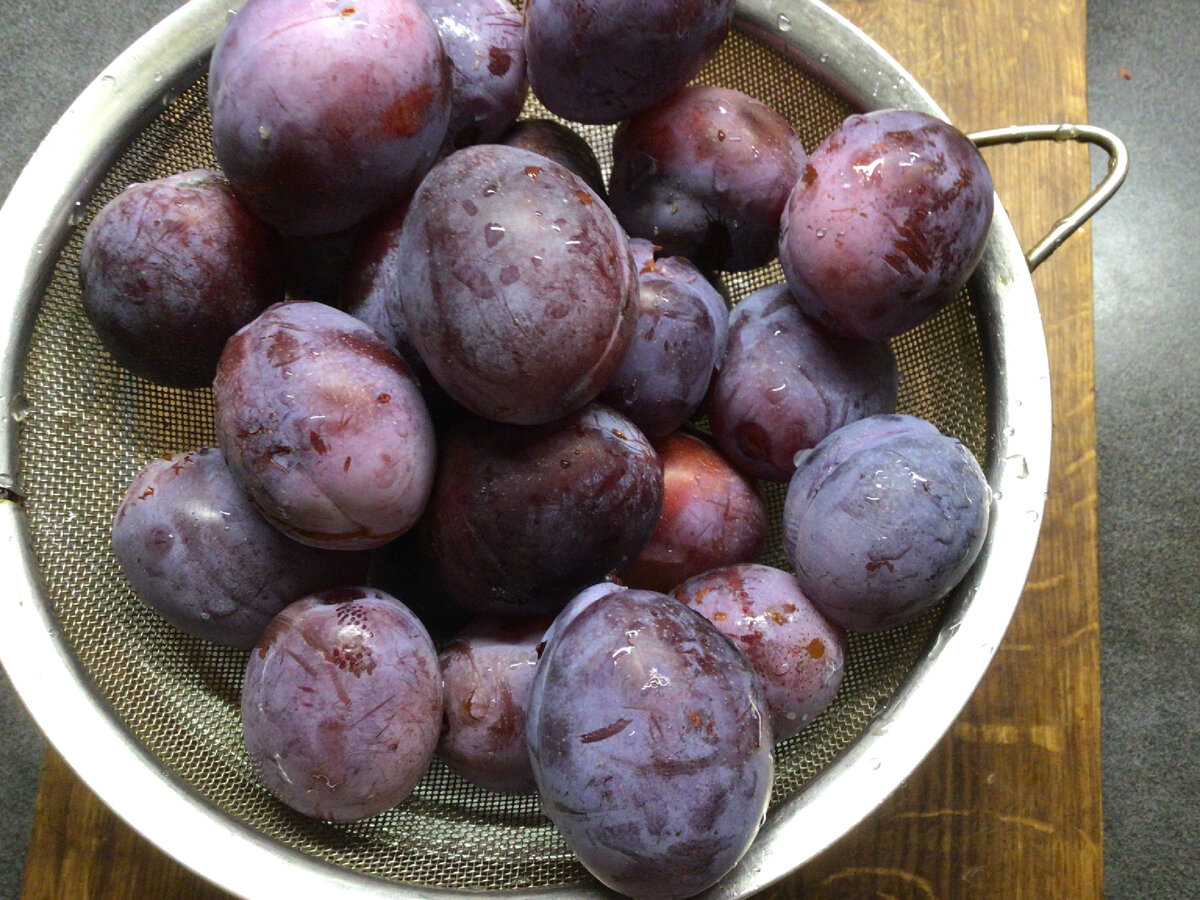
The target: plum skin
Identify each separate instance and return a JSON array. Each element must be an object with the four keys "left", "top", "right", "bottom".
[
  {"left": 112, "top": 447, "right": 370, "bottom": 650},
  {"left": 241, "top": 587, "right": 442, "bottom": 822},
  {"left": 708, "top": 282, "right": 898, "bottom": 482},
  {"left": 673, "top": 563, "right": 846, "bottom": 741},
  {"left": 526, "top": 587, "right": 773, "bottom": 900},
  {"left": 213, "top": 300, "right": 436, "bottom": 551},
  {"left": 208, "top": 0, "right": 451, "bottom": 236},
  {"left": 422, "top": 403, "right": 664, "bottom": 617},
  {"left": 79, "top": 169, "right": 284, "bottom": 388},
  {"left": 398, "top": 144, "right": 639, "bottom": 425},
  {"left": 782, "top": 413, "right": 991, "bottom": 631},
  {"left": 609, "top": 85, "right": 808, "bottom": 272},
  {"left": 778, "top": 109, "right": 995, "bottom": 341}
]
